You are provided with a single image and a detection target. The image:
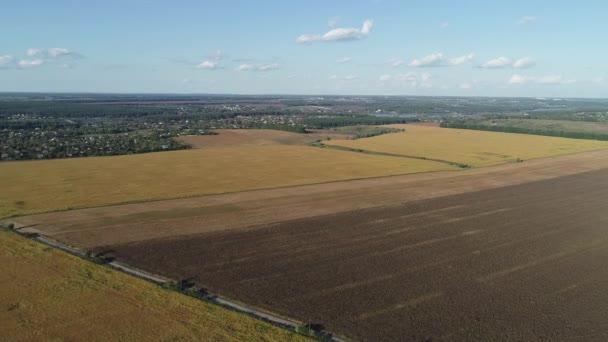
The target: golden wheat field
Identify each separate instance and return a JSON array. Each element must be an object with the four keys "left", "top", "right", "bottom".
[
  {"left": 0, "top": 229, "right": 310, "bottom": 341},
  {"left": 0, "top": 144, "right": 453, "bottom": 217},
  {"left": 327, "top": 125, "right": 608, "bottom": 167}
]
